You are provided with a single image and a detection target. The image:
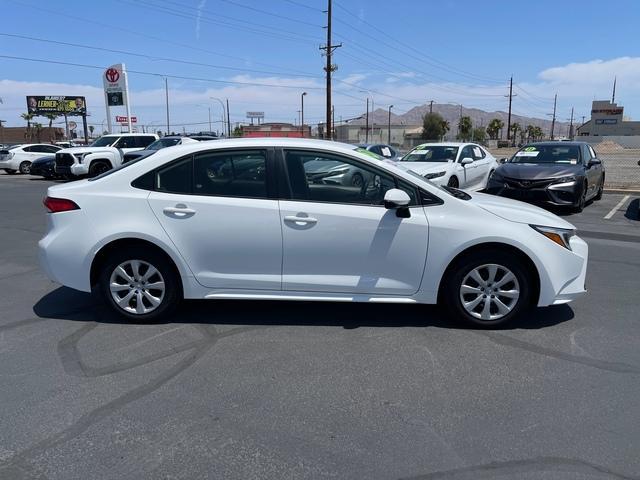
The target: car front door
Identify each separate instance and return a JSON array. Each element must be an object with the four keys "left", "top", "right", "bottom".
[
  {"left": 584, "top": 144, "right": 603, "bottom": 196},
  {"left": 470, "top": 144, "right": 491, "bottom": 188},
  {"left": 457, "top": 145, "right": 477, "bottom": 188},
  {"left": 146, "top": 148, "right": 283, "bottom": 290},
  {"left": 278, "top": 149, "right": 429, "bottom": 295}
]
